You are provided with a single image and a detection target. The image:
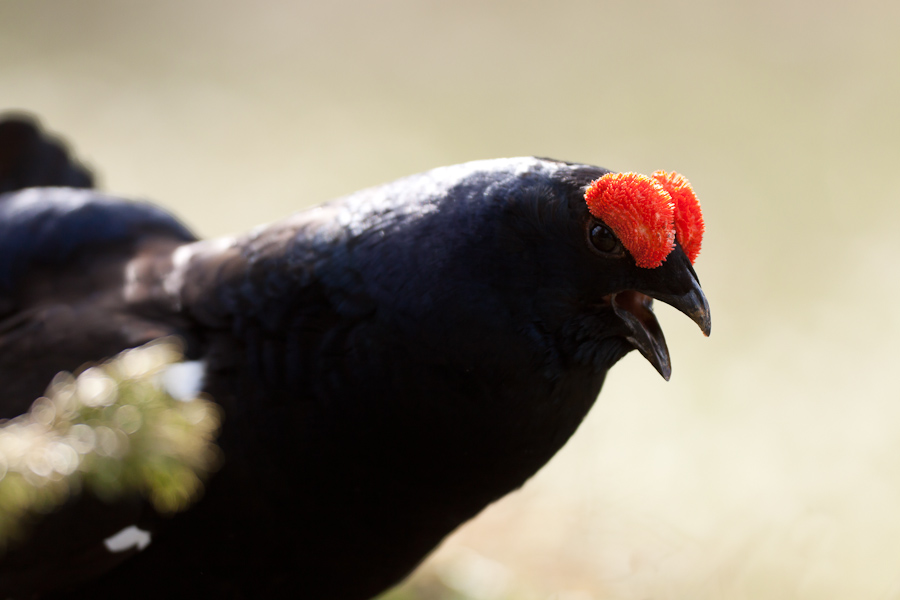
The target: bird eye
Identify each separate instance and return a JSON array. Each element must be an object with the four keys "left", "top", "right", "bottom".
[{"left": 588, "top": 223, "right": 621, "bottom": 255}]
